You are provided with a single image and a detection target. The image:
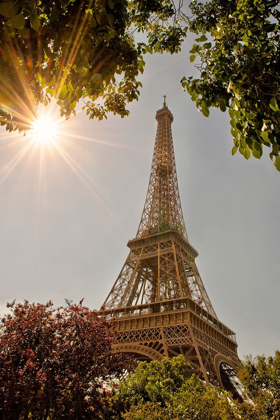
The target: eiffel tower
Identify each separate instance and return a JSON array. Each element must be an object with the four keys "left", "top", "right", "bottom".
[{"left": 102, "top": 98, "right": 240, "bottom": 391}]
